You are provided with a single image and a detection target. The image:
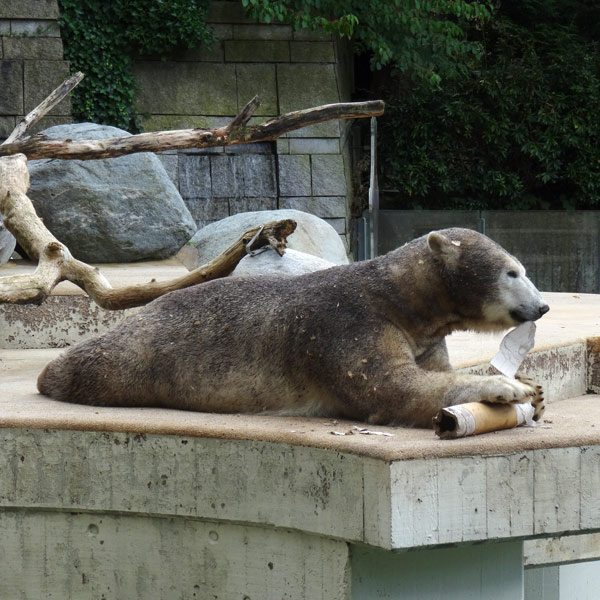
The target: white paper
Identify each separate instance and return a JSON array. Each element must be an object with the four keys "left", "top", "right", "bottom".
[
  {"left": 490, "top": 321, "right": 536, "bottom": 378},
  {"left": 514, "top": 401, "right": 536, "bottom": 427},
  {"left": 351, "top": 426, "right": 394, "bottom": 437},
  {"left": 440, "top": 405, "right": 477, "bottom": 437}
]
